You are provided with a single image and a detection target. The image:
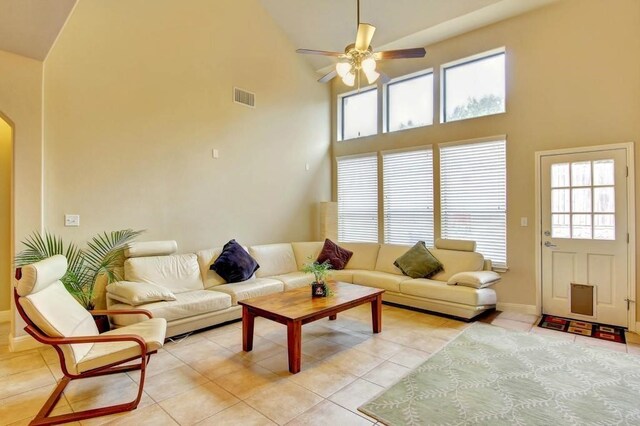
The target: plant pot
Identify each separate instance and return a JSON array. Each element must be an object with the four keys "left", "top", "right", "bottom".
[
  {"left": 311, "top": 281, "right": 328, "bottom": 298},
  {"left": 93, "top": 315, "right": 111, "bottom": 333}
]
